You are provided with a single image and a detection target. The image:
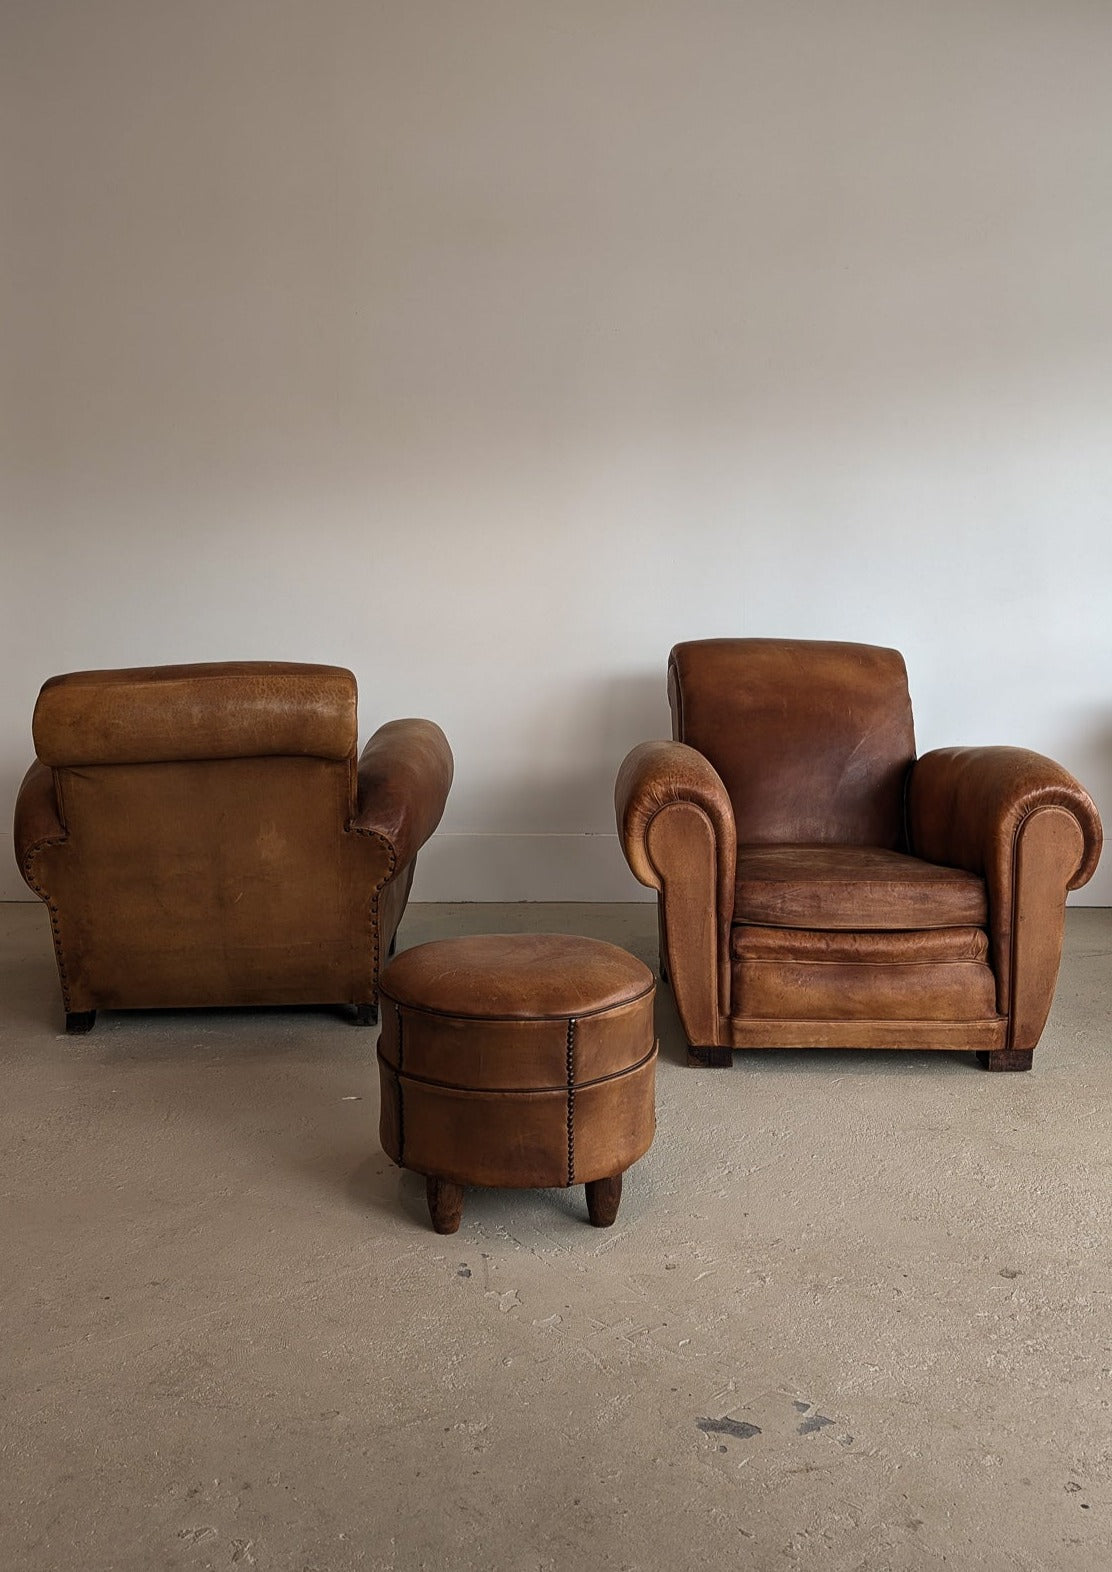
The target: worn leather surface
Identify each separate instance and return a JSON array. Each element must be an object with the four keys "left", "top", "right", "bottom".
[
  {"left": 33, "top": 662, "right": 358, "bottom": 765},
  {"left": 378, "top": 935, "right": 656, "bottom": 1188},
  {"left": 731, "top": 923, "right": 998, "bottom": 1020},
  {"left": 382, "top": 933, "right": 654, "bottom": 1019},
  {"left": 354, "top": 720, "right": 454, "bottom": 873},
  {"left": 909, "top": 745, "right": 1103, "bottom": 1047},
  {"left": 15, "top": 663, "right": 453, "bottom": 1016},
  {"left": 615, "top": 740, "right": 734, "bottom": 1048},
  {"left": 669, "top": 639, "right": 915, "bottom": 848},
  {"left": 617, "top": 641, "right": 1102, "bottom": 1061},
  {"left": 734, "top": 844, "right": 988, "bottom": 930}
]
